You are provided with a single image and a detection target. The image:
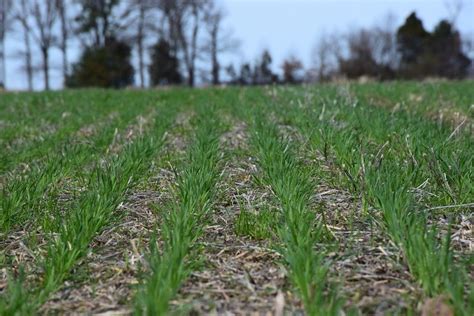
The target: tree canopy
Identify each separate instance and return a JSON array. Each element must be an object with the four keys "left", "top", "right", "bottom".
[{"left": 66, "top": 37, "right": 134, "bottom": 88}]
